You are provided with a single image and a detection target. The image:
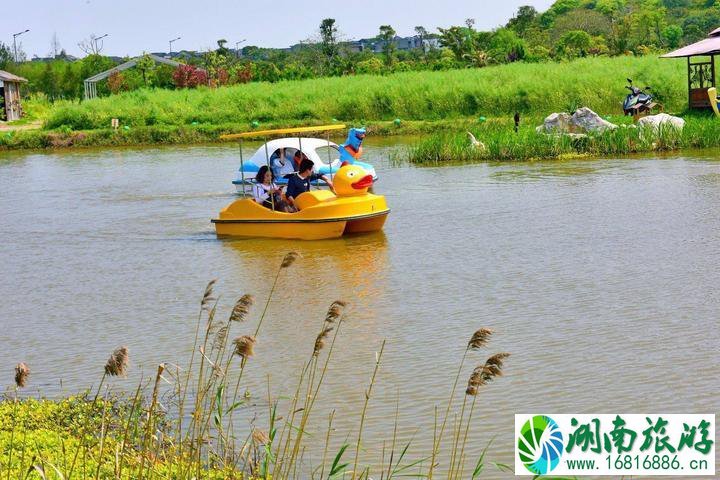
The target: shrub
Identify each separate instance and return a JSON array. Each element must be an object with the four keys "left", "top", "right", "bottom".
[
  {"left": 44, "top": 106, "right": 94, "bottom": 130},
  {"left": 172, "top": 64, "right": 208, "bottom": 88},
  {"left": 355, "top": 57, "right": 383, "bottom": 75}
]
